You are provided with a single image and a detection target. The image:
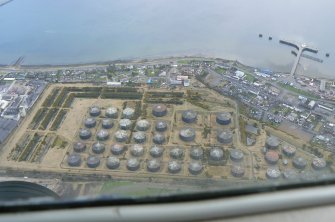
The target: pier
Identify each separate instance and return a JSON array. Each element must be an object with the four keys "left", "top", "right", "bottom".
[{"left": 280, "top": 39, "right": 318, "bottom": 77}]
